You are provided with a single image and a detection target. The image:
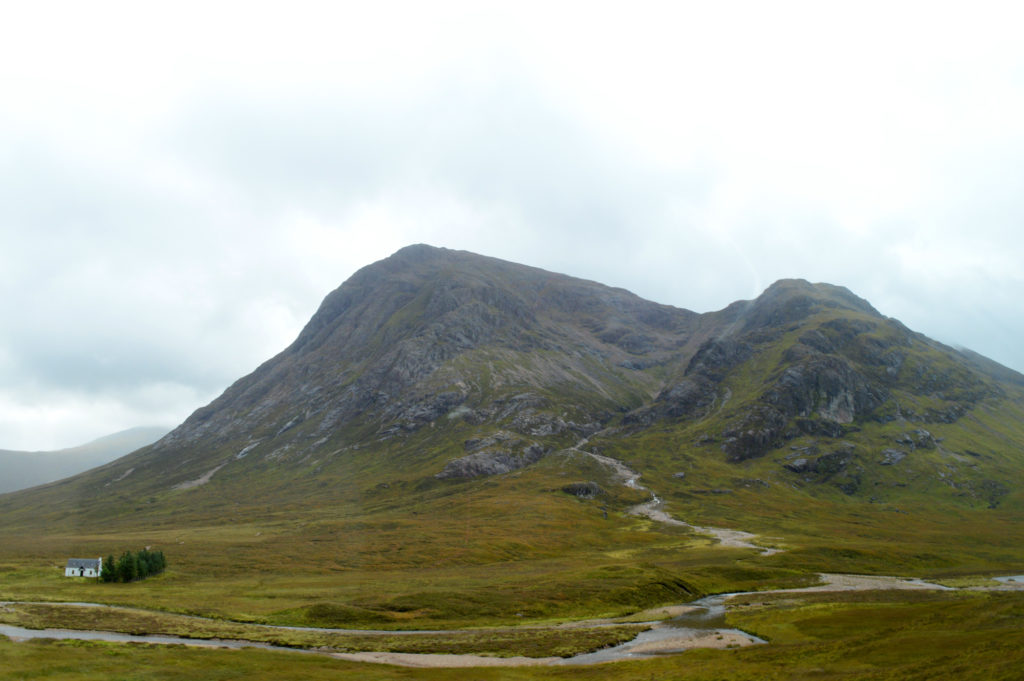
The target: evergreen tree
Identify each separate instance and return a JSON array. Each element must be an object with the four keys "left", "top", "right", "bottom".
[
  {"left": 103, "top": 548, "right": 167, "bottom": 583},
  {"left": 116, "top": 551, "right": 138, "bottom": 582},
  {"left": 137, "top": 550, "right": 150, "bottom": 579},
  {"left": 101, "top": 555, "right": 116, "bottom": 582}
]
